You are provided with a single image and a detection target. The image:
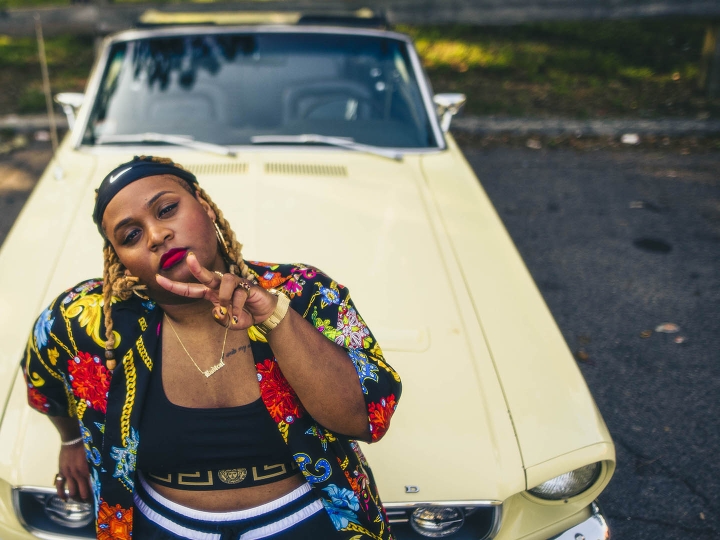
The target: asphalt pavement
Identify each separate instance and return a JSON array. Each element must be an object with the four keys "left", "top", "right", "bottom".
[
  {"left": 466, "top": 145, "right": 720, "bottom": 540},
  {"left": 1, "top": 137, "right": 718, "bottom": 540}
]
